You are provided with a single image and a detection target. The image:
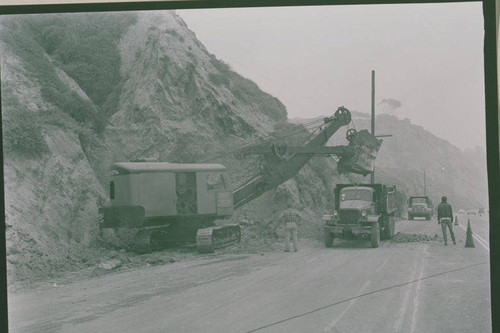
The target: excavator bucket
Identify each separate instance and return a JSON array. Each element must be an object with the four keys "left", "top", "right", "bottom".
[{"left": 337, "top": 129, "right": 382, "bottom": 175}]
